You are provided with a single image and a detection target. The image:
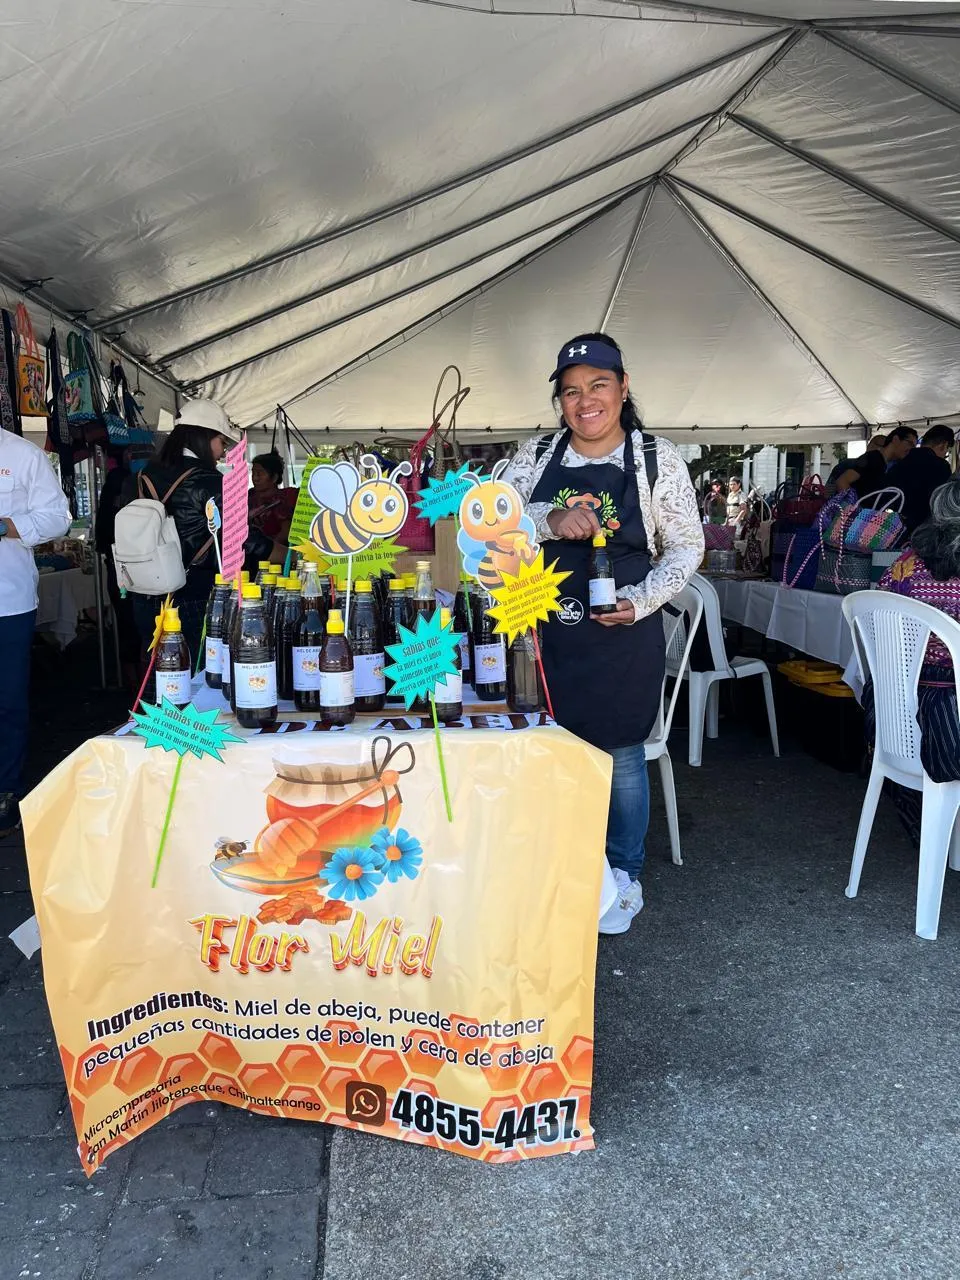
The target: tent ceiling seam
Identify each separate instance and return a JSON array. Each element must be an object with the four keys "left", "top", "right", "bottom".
[
  {"left": 730, "top": 114, "right": 960, "bottom": 248},
  {"left": 410, "top": 0, "right": 793, "bottom": 25},
  {"left": 278, "top": 186, "right": 653, "bottom": 418},
  {"left": 95, "top": 28, "right": 786, "bottom": 329},
  {"left": 672, "top": 176, "right": 960, "bottom": 334},
  {"left": 663, "top": 178, "right": 868, "bottom": 423},
  {"left": 189, "top": 180, "right": 654, "bottom": 394},
  {"left": 599, "top": 184, "right": 656, "bottom": 332},
  {"left": 158, "top": 114, "right": 711, "bottom": 366},
  {"left": 0, "top": 266, "right": 182, "bottom": 396},
  {"left": 657, "top": 27, "right": 804, "bottom": 181},
  {"left": 817, "top": 30, "right": 960, "bottom": 119}
]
